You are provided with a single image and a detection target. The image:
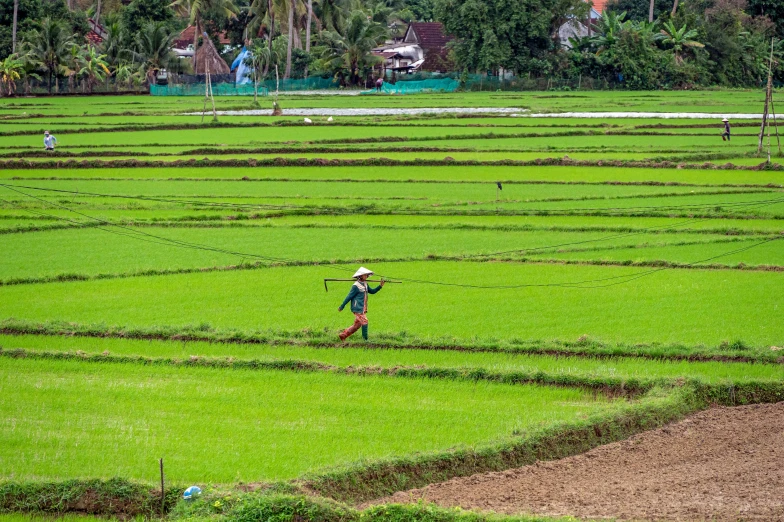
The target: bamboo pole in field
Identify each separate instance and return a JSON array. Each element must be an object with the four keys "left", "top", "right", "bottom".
[
  {"left": 323, "top": 279, "right": 400, "bottom": 292},
  {"left": 159, "top": 458, "right": 165, "bottom": 516},
  {"left": 758, "top": 38, "right": 775, "bottom": 155}
]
